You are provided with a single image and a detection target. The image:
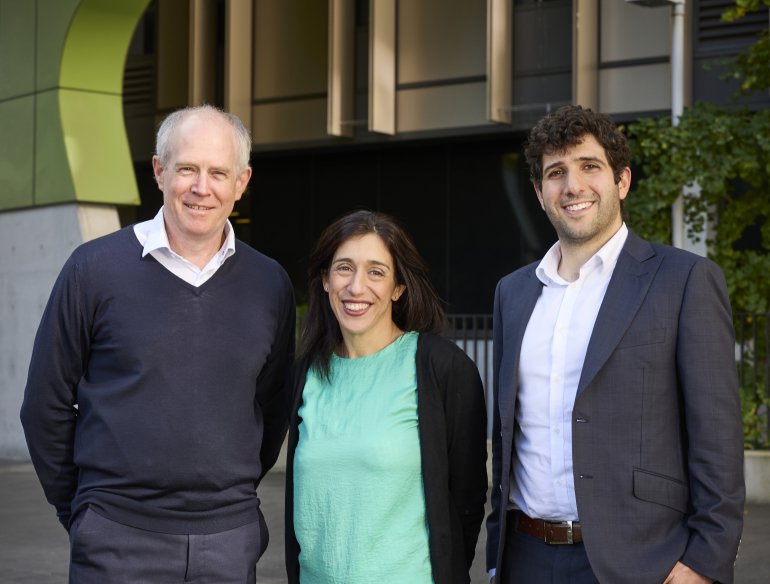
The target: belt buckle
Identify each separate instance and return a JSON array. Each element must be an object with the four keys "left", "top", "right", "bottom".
[{"left": 544, "top": 520, "right": 573, "bottom": 545}]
